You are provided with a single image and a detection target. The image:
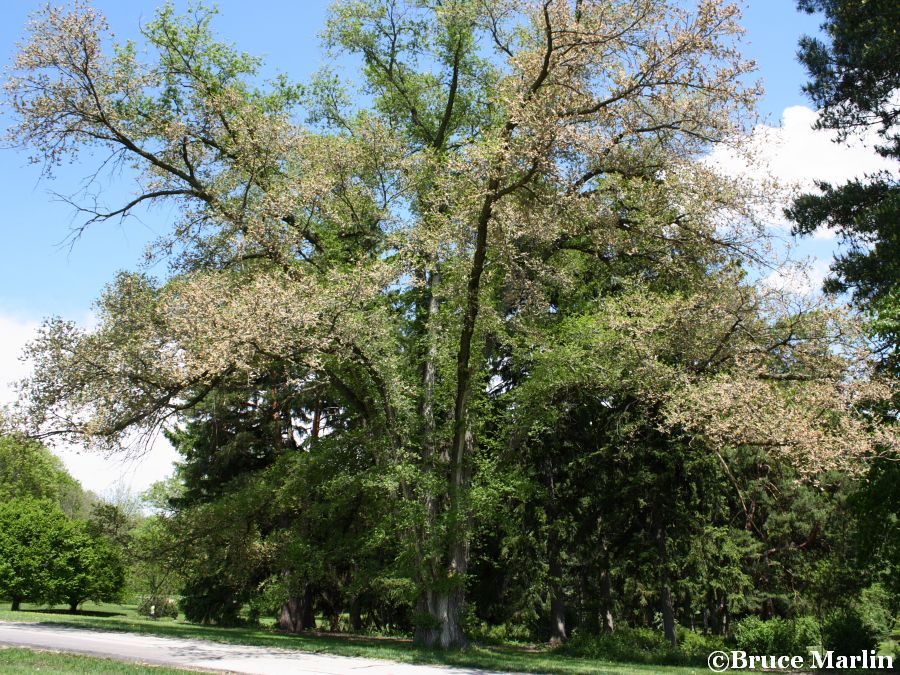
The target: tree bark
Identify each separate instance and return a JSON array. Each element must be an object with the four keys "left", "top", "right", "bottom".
[
  {"left": 720, "top": 592, "right": 730, "bottom": 636},
  {"left": 548, "top": 534, "right": 567, "bottom": 644},
  {"left": 69, "top": 600, "right": 79, "bottom": 613},
  {"left": 10, "top": 597, "right": 21, "bottom": 611},
  {"left": 414, "top": 529, "right": 470, "bottom": 649},
  {"left": 349, "top": 596, "right": 362, "bottom": 632},
  {"left": 660, "top": 585, "right": 676, "bottom": 647},
  {"left": 414, "top": 584, "right": 468, "bottom": 649},
  {"left": 655, "top": 523, "right": 677, "bottom": 647},
  {"left": 599, "top": 567, "right": 615, "bottom": 633},
  {"left": 550, "top": 593, "right": 567, "bottom": 644},
  {"left": 278, "top": 584, "right": 315, "bottom": 633}
]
